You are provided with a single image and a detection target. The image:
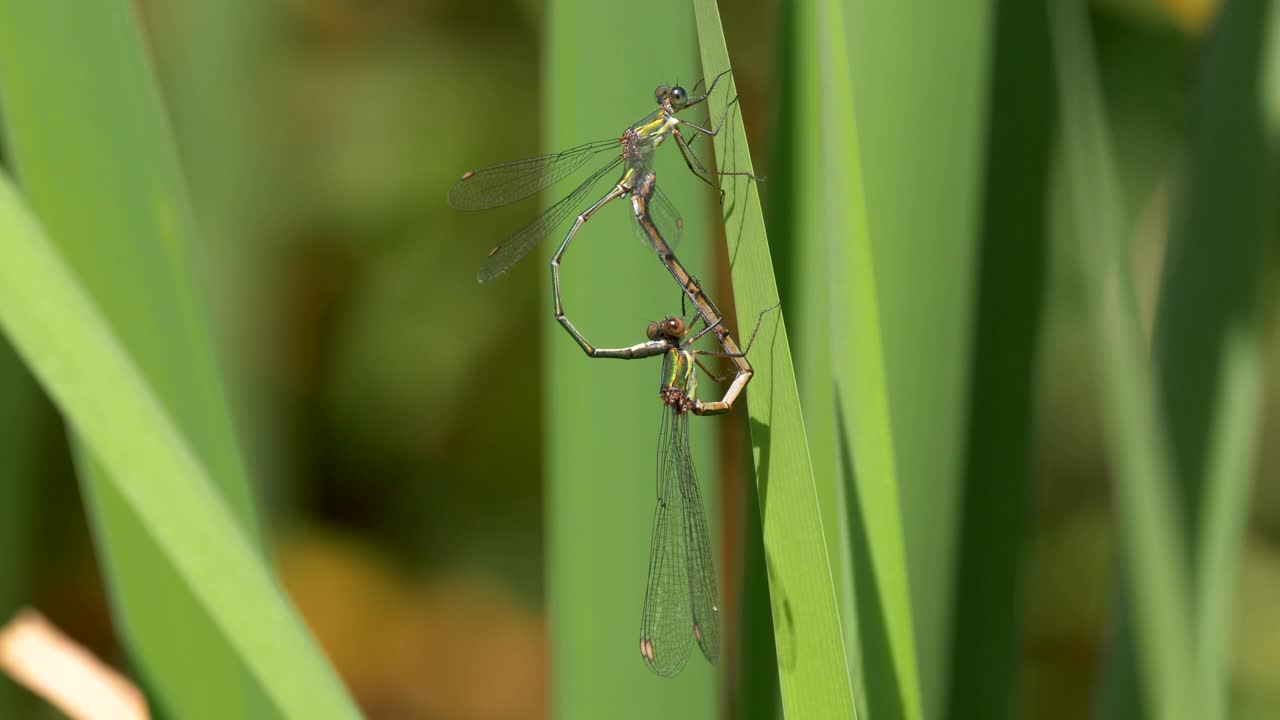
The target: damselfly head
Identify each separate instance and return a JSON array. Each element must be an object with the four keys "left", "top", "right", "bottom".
[
  {"left": 656, "top": 84, "right": 692, "bottom": 112},
  {"left": 666, "top": 316, "right": 687, "bottom": 339},
  {"left": 646, "top": 316, "right": 685, "bottom": 342}
]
